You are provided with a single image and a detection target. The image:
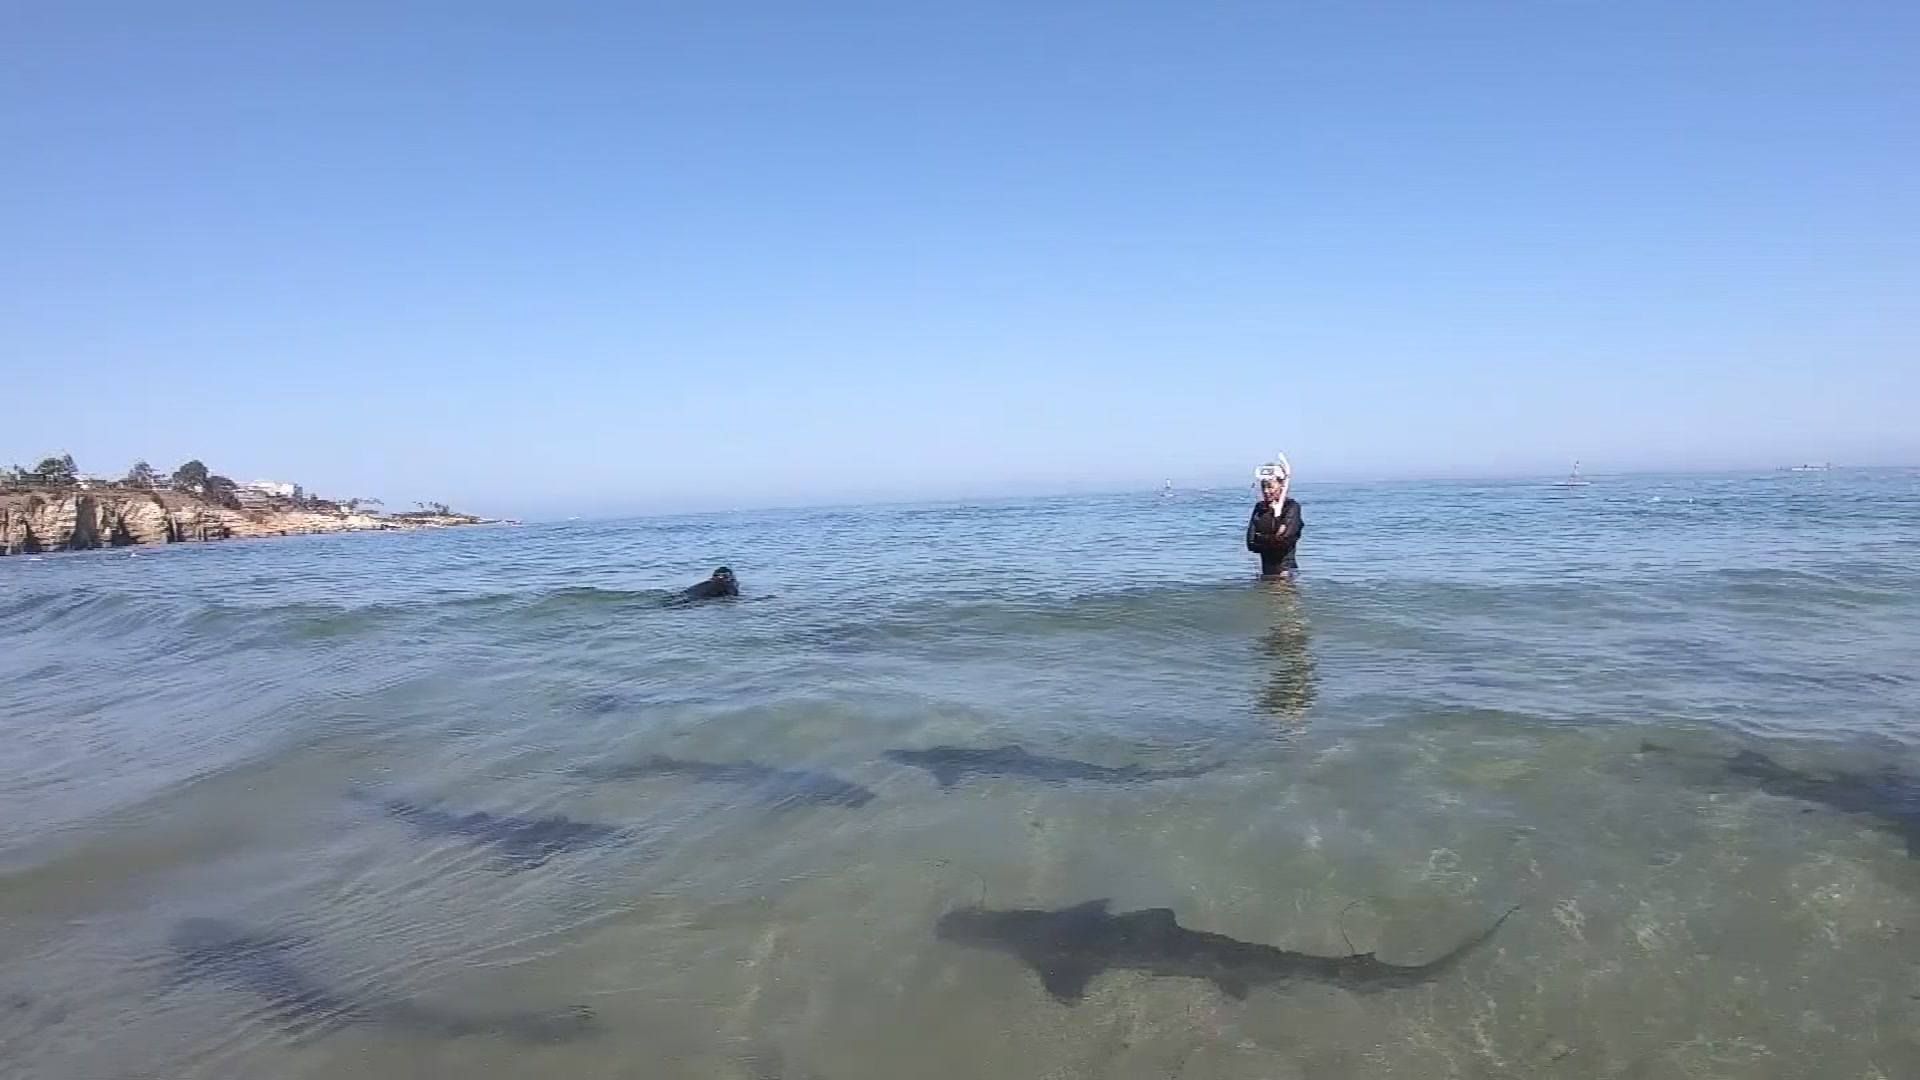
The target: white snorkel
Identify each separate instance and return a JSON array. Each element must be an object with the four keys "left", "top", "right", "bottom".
[{"left": 1254, "top": 453, "right": 1291, "bottom": 509}]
